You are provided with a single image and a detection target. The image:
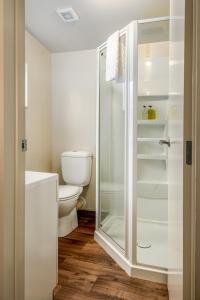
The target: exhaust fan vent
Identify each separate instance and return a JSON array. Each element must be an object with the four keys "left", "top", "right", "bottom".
[{"left": 56, "top": 8, "right": 79, "bottom": 23}]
